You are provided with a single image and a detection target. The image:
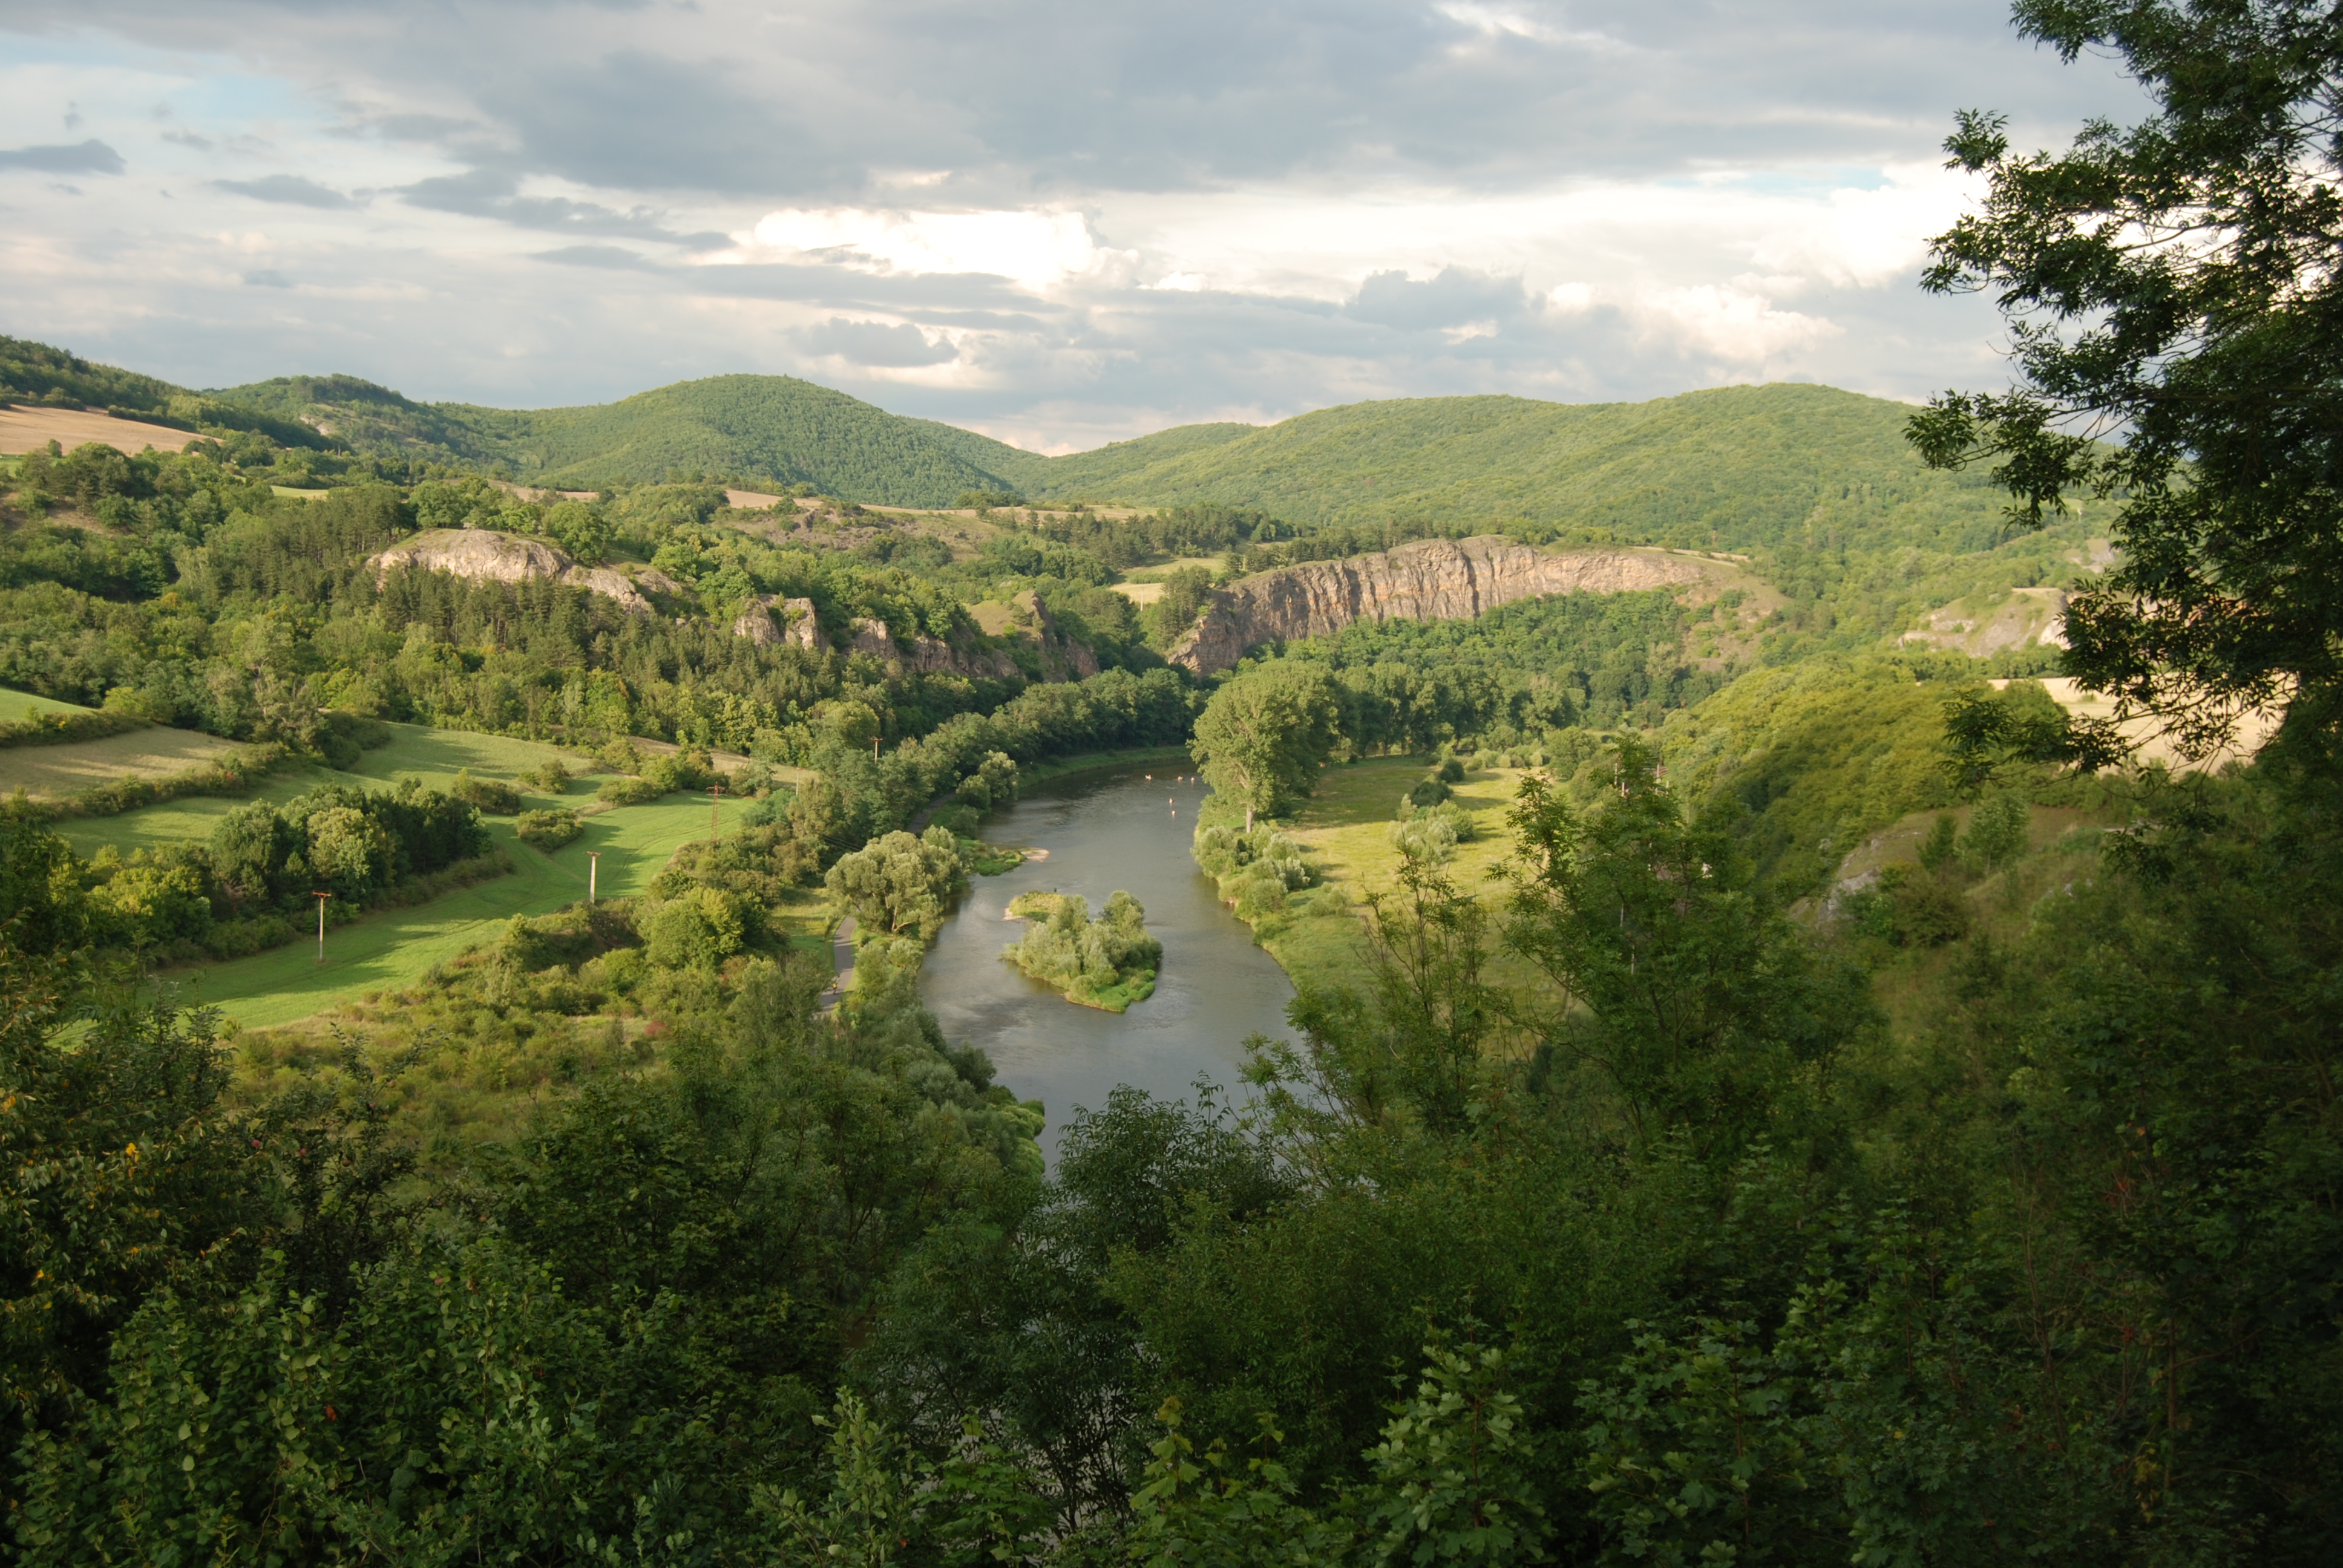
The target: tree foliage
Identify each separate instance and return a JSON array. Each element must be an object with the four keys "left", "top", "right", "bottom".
[{"left": 1911, "top": 0, "right": 2343, "bottom": 753}]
